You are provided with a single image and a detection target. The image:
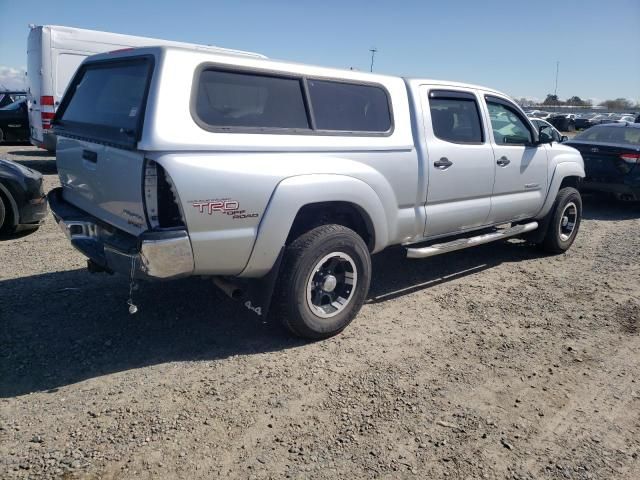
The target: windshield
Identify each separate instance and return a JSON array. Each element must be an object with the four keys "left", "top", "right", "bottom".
[
  {"left": 573, "top": 126, "right": 640, "bottom": 146},
  {"left": 0, "top": 99, "right": 25, "bottom": 111},
  {"left": 55, "top": 57, "right": 153, "bottom": 148}
]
